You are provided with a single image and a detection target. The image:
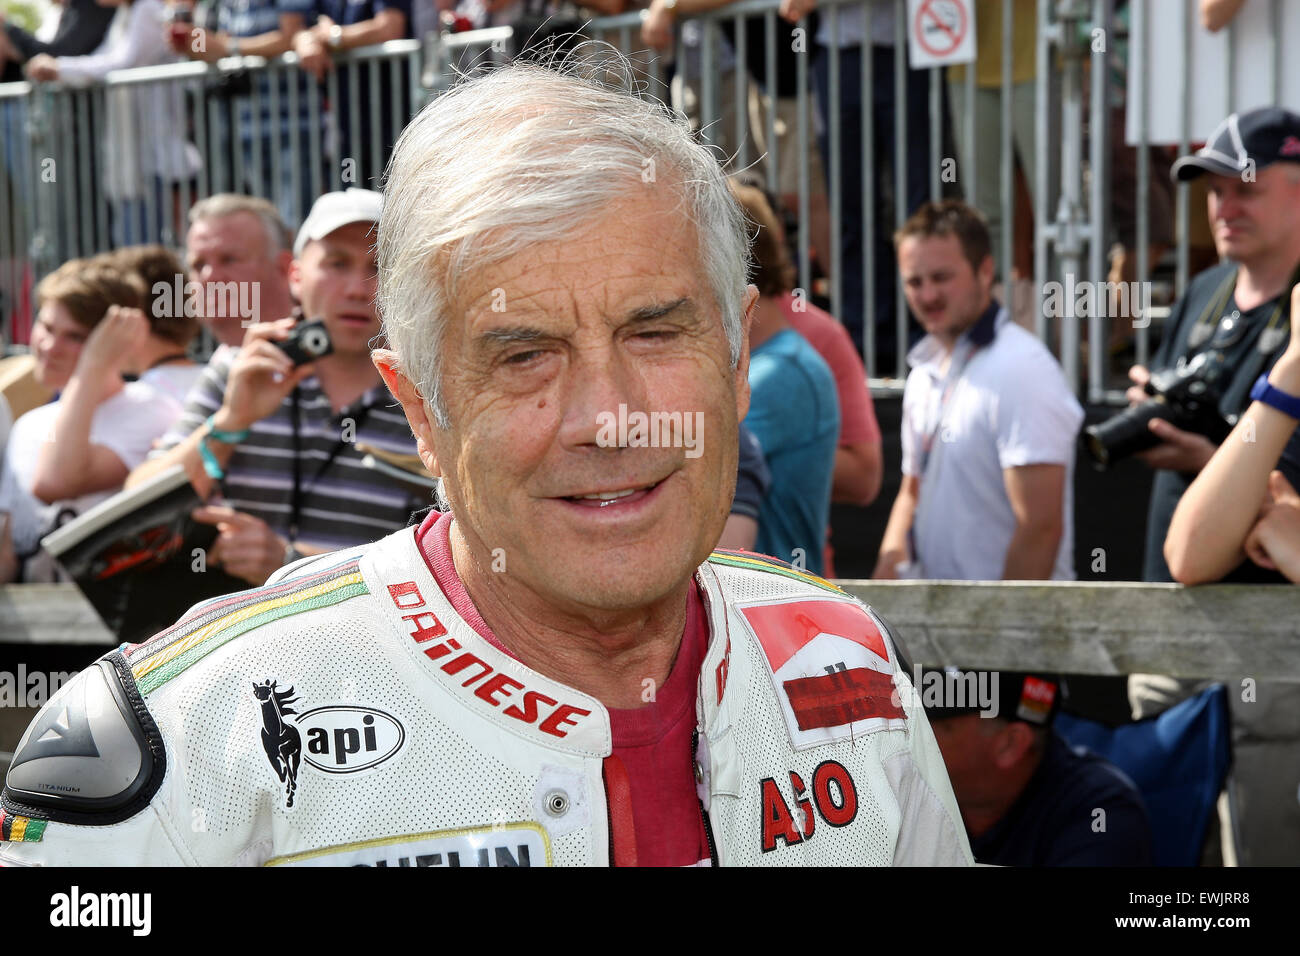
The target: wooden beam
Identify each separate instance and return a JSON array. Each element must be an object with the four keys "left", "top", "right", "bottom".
[
  {"left": 0, "top": 585, "right": 115, "bottom": 645},
  {"left": 838, "top": 581, "right": 1300, "bottom": 682},
  {"left": 3, "top": 581, "right": 1297, "bottom": 683}
]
